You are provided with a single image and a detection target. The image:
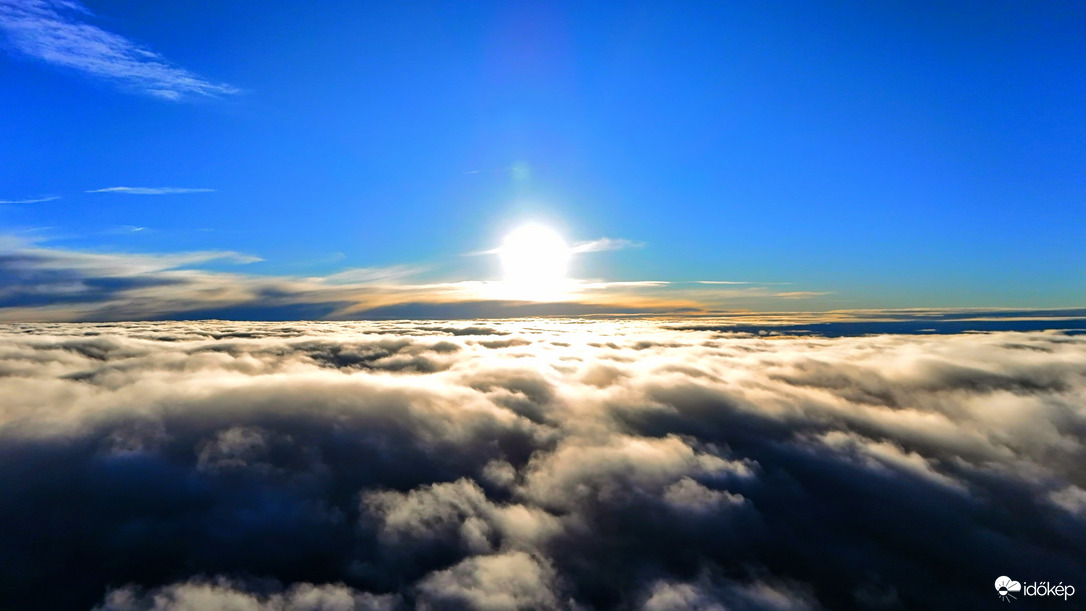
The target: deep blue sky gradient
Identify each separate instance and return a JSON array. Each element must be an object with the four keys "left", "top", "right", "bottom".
[{"left": 1, "top": 0, "right": 1083, "bottom": 310}]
